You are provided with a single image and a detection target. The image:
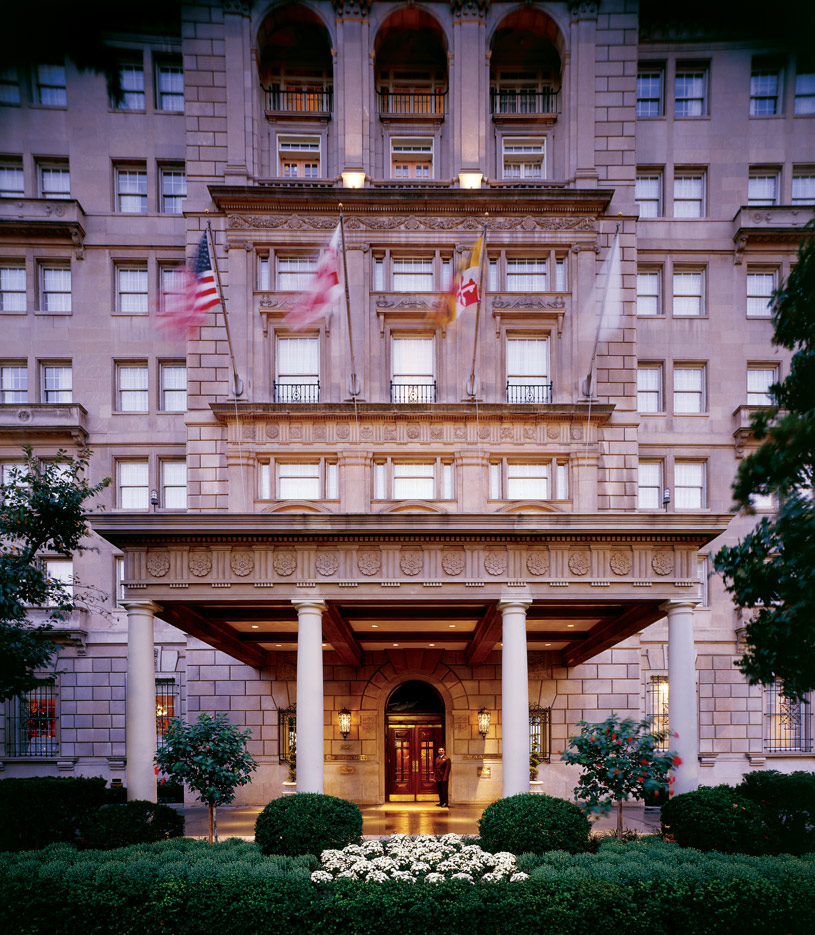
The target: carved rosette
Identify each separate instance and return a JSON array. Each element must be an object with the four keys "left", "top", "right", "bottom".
[
  {"left": 188, "top": 551, "right": 212, "bottom": 578},
  {"left": 400, "top": 550, "right": 424, "bottom": 576},
  {"left": 230, "top": 551, "right": 254, "bottom": 577},
  {"left": 146, "top": 553, "right": 170, "bottom": 578},
  {"left": 526, "top": 551, "right": 550, "bottom": 576},
  {"left": 336, "top": 423, "right": 350, "bottom": 439},
  {"left": 484, "top": 552, "right": 507, "bottom": 576},
  {"left": 266, "top": 424, "right": 279, "bottom": 439},
  {"left": 406, "top": 425, "right": 420, "bottom": 440},
  {"left": 609, "top": 551, "right": 632, "bottom": 576},
  {"left": 441, "top": 550, "right": 465, "bottom": 576},
  {"left": 652, "top": 552, "right": 675, "bottom": 576},
  {"left": 547, "top": 425, "right": 559, "bottom": 439},
  {"left": 273, "top": 550, "right": 297, "bottom": 577},
  {"left": 357, "top": 550, "right": 382, "bottom": 576},
  {"left": 568, "top": 551, "right": 590, "bottom": 576},
  {"left": 315, "top": 551, "right": 339, "bottom": 577}
]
